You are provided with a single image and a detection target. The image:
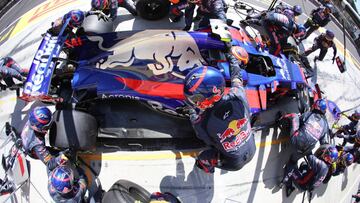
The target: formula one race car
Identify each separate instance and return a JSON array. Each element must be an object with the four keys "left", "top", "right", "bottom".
[{"left": 20, "top": 19, "right": 314, "bottom": 150}]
